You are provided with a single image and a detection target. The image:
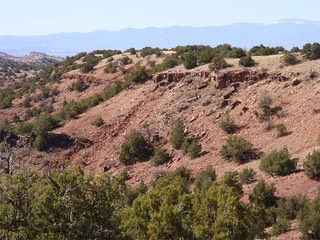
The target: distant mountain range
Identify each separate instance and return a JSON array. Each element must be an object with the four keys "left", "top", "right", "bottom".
[{"left": 1, "top": 19, "right": 320, "bottom": 57}]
